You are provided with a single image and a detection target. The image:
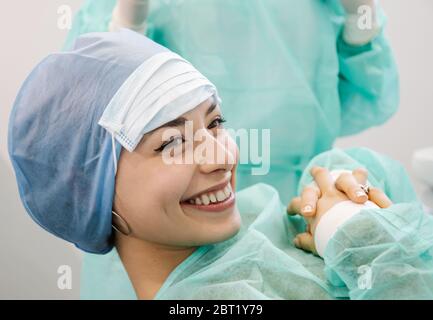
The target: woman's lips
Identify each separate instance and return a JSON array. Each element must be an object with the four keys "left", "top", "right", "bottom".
[
  {"left": 180, "top": 168, "right": 237, "bottom": 213},
  {"left": 180, "top": 191, "right": 235, "bottom": 212}
]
